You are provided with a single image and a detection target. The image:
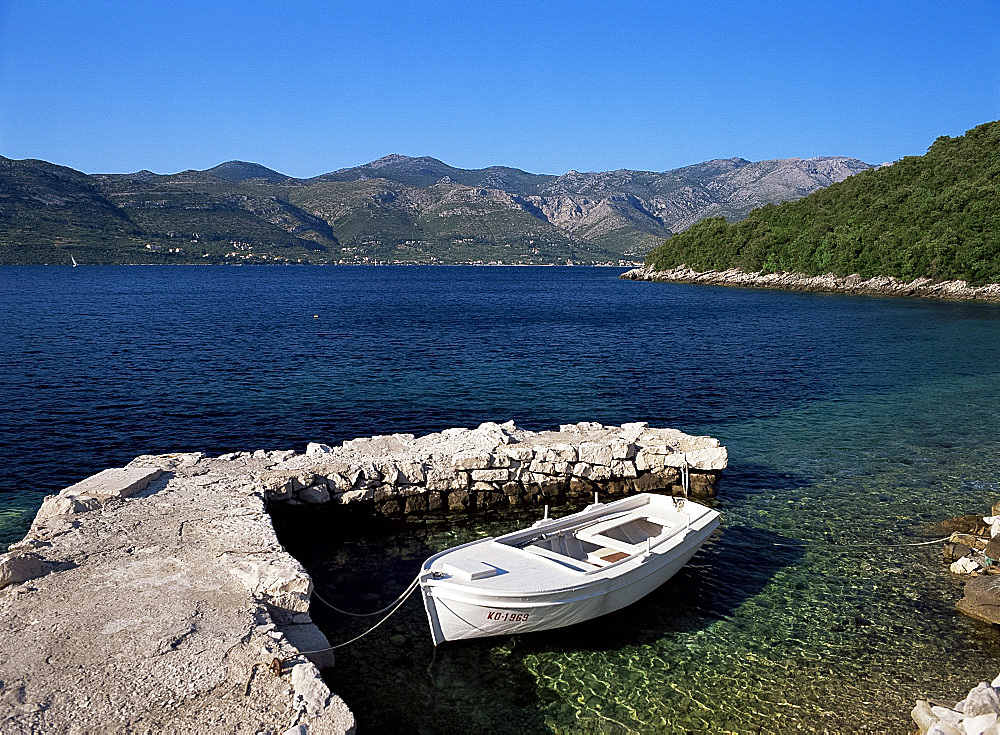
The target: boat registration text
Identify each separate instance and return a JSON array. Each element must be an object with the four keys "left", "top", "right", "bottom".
[{"left": 486, "top": 610, "right": 529, "bottom": 622}]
